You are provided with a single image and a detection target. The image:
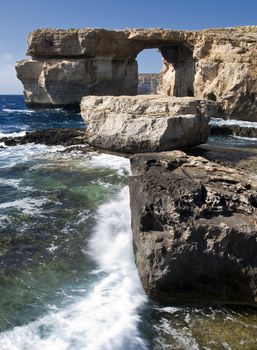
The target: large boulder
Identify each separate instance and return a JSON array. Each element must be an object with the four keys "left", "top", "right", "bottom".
[
  {"left": 80, "top": 95, "right": 216, "bottom": 153},
  {"left": 129, "top": 151, "right": 257, "bottom": 306}
]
